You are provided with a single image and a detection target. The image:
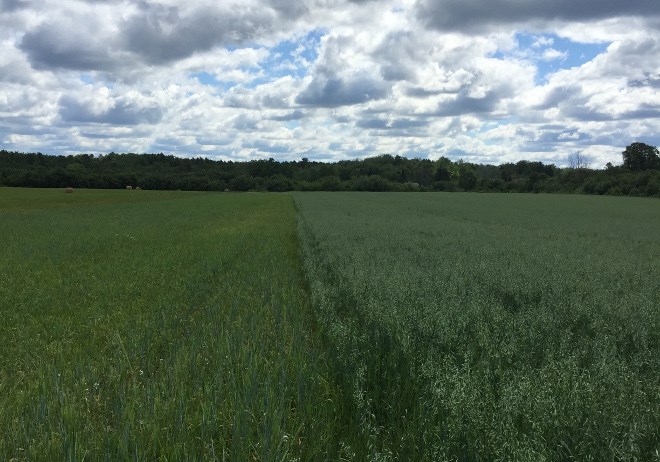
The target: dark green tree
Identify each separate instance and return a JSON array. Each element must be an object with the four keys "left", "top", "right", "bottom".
[
  {"left": 434, "top": 166, "right": 451, "bottom": 181},
  {"left": 458, "top": 168, "right": 477, "bottom": 191},
  {"left": 229, "top": 174, "right": 256, "bottom": 191},
  {"left": 264, "top": 174, "right": 293, "bottom": 192},
  {"left": 622, "top": 142, "right": 660, "bottom": 171}
]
